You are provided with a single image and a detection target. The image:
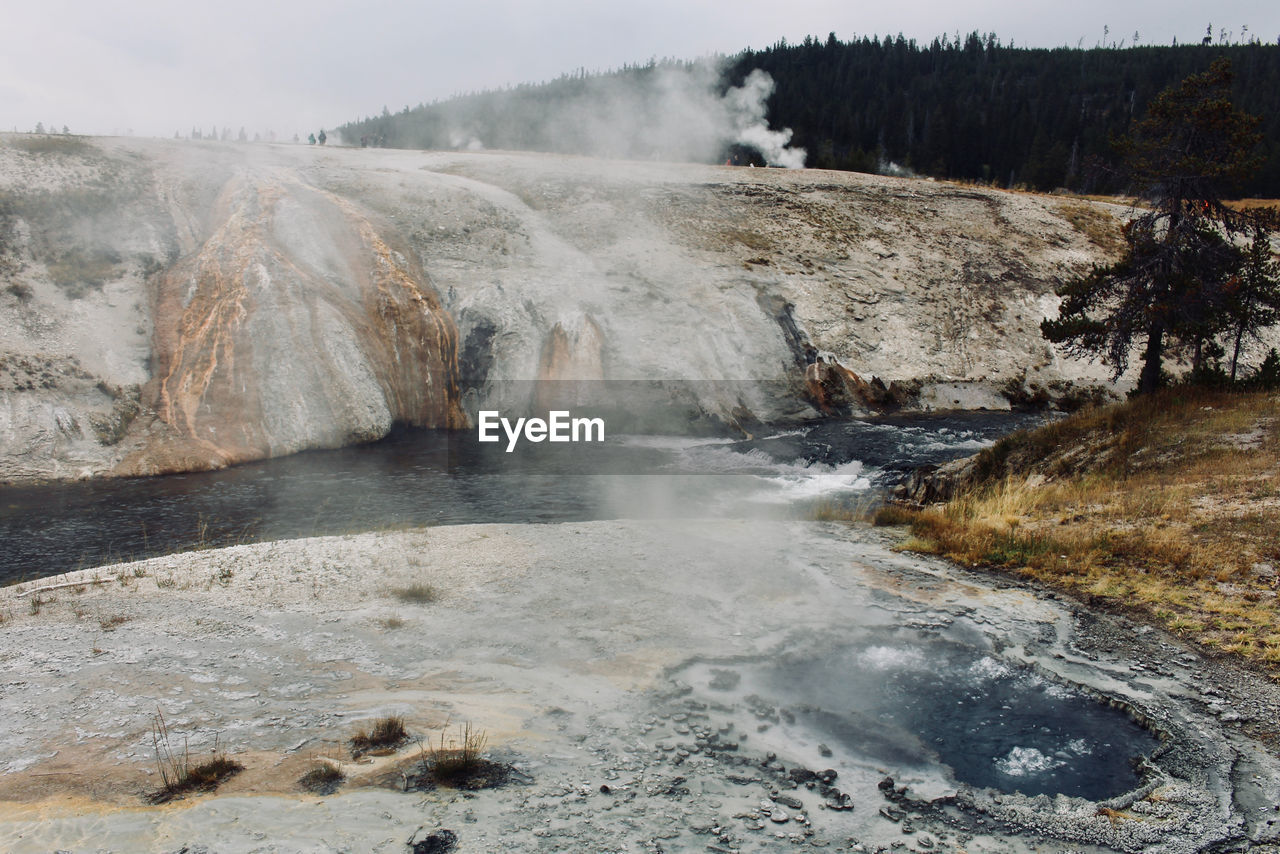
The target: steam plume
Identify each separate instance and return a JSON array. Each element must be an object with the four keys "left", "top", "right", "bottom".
[{"left": 432, "top": 61, "right": 806, "bottom": 168}]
